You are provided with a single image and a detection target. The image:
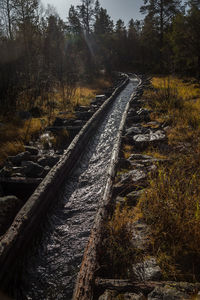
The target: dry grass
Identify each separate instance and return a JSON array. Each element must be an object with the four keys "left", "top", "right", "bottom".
[
  {"left": 0, "top": 76, "right": 112, "bottom": 166},
  {"left": 99, "top": 204, "right": 137, "bottom": 278},
  {"left": 0, "top": 118, "right": 44, "bottom": 166},
  {"left": 123, "top": 144, "right": 133, "bottom": 159},
  {"left": 139, "top": 76, "right": 200, "bottom": 281}
]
